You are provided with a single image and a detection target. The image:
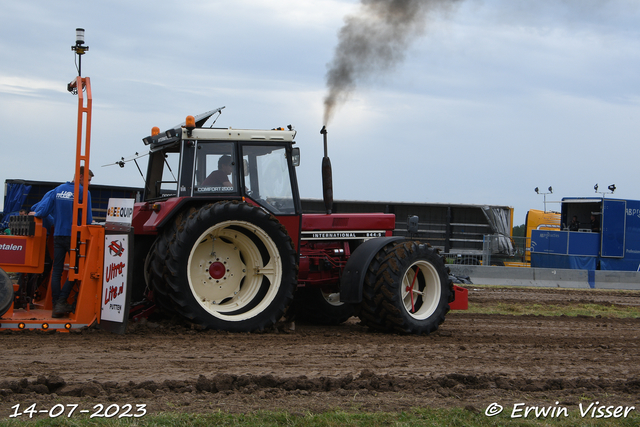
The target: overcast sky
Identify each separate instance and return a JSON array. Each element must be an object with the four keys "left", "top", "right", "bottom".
[{"left": 1, "top": 0, "right": 639, "bottom": 225}]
